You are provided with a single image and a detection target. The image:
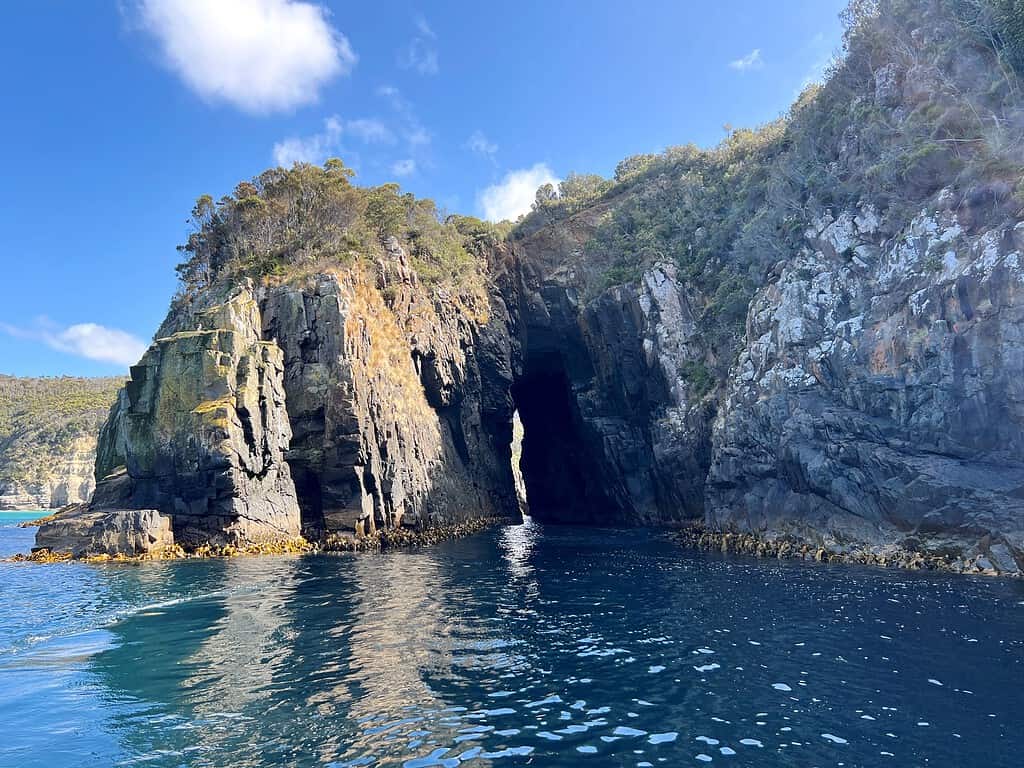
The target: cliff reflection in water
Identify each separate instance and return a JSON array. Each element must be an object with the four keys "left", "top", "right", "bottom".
[
  {"left": 89, "top": 548, "right": 473, "bottom": 765},
  {"left": 1, "top": 521, "right": 1018, "bottom": 768}
]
